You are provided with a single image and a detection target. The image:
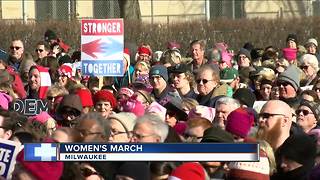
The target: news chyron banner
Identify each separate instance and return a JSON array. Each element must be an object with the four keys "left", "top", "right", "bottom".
[
  {"left": 24, "top": 143, "right": 259, "bottom": 162},
  {"left": 0, "top": 139, "right": 20, "bottom": 179},
  {"left": 81, "top": 19, "right": 124, "bottom": 76}
]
